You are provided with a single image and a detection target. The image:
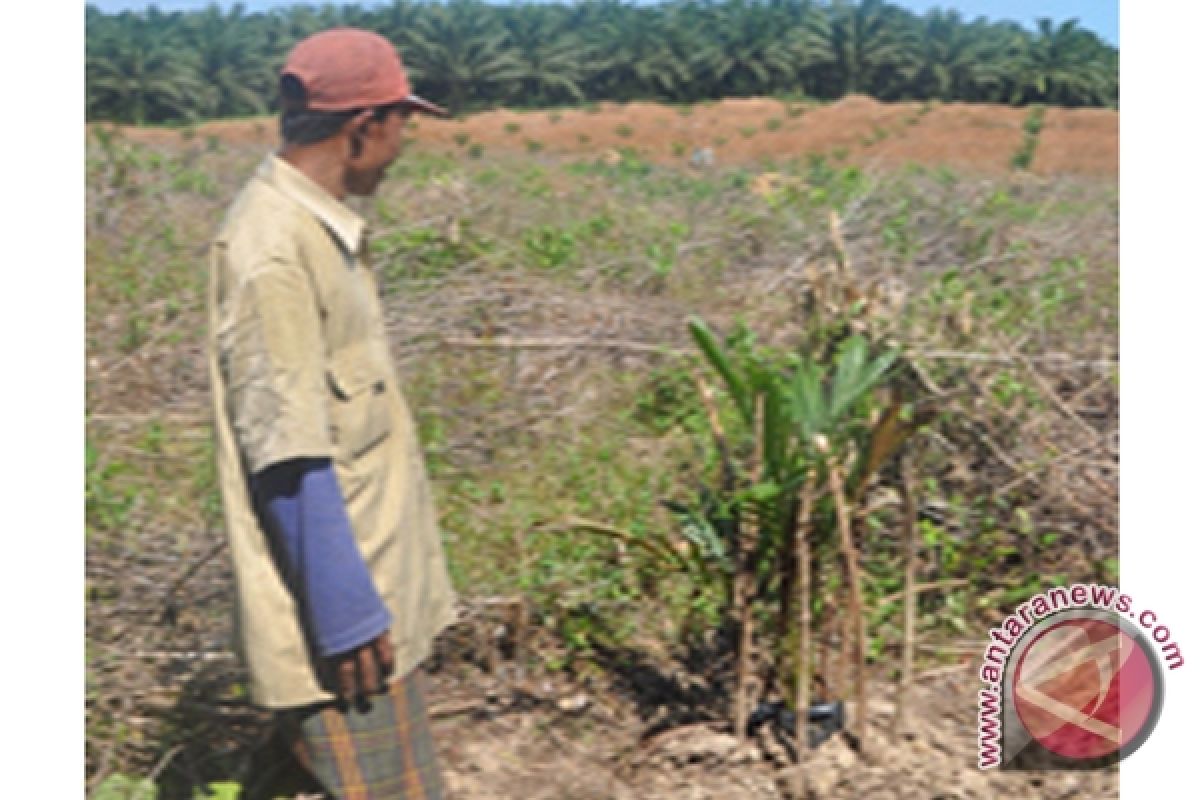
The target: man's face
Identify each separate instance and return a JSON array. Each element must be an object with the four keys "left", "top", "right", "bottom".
[{"left": 344, "top": 107, "right": 411, "bottom": 196}]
